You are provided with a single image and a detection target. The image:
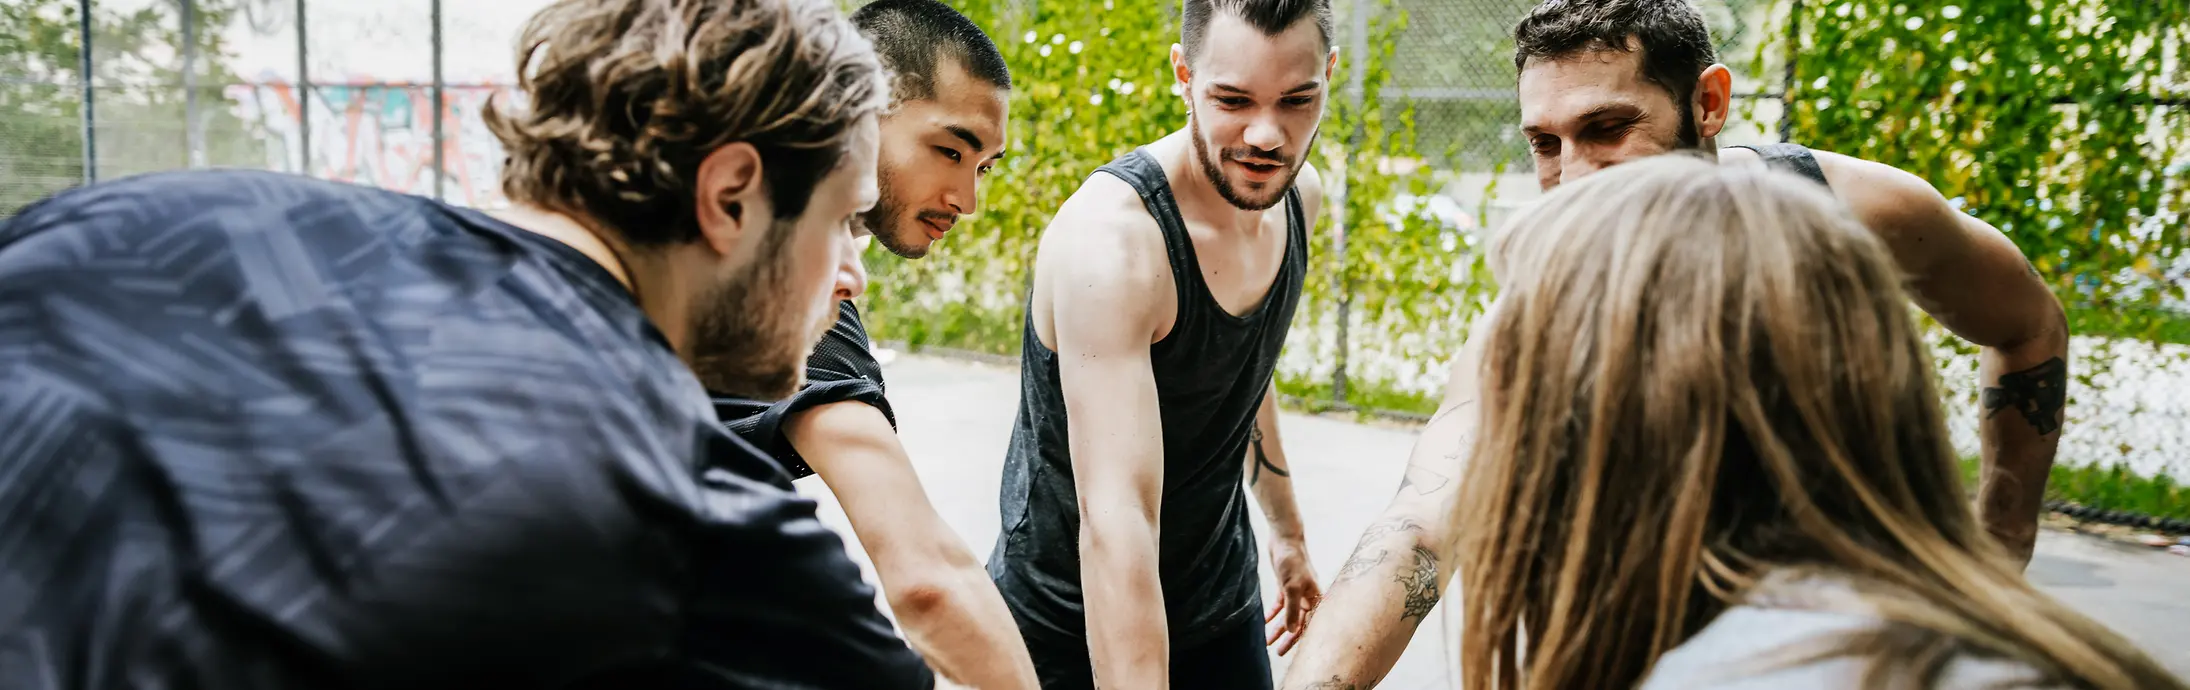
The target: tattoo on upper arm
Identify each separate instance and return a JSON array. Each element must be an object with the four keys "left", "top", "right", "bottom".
[
  {"left": 1396, "top": 464, "right": 1450, "bottom": 496},
  {"left": 1331, "top": 518, "right": 1426, "bottom": 585},
  {"left": 1298, "top": 677, "right": 1361, "bottom": 690},
  {"left": 1981, "top": 356, "right": 2067, "bottom": 436},
  {"left": 1427, "top": 398, "right": 1474, "bottom": 424}
]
